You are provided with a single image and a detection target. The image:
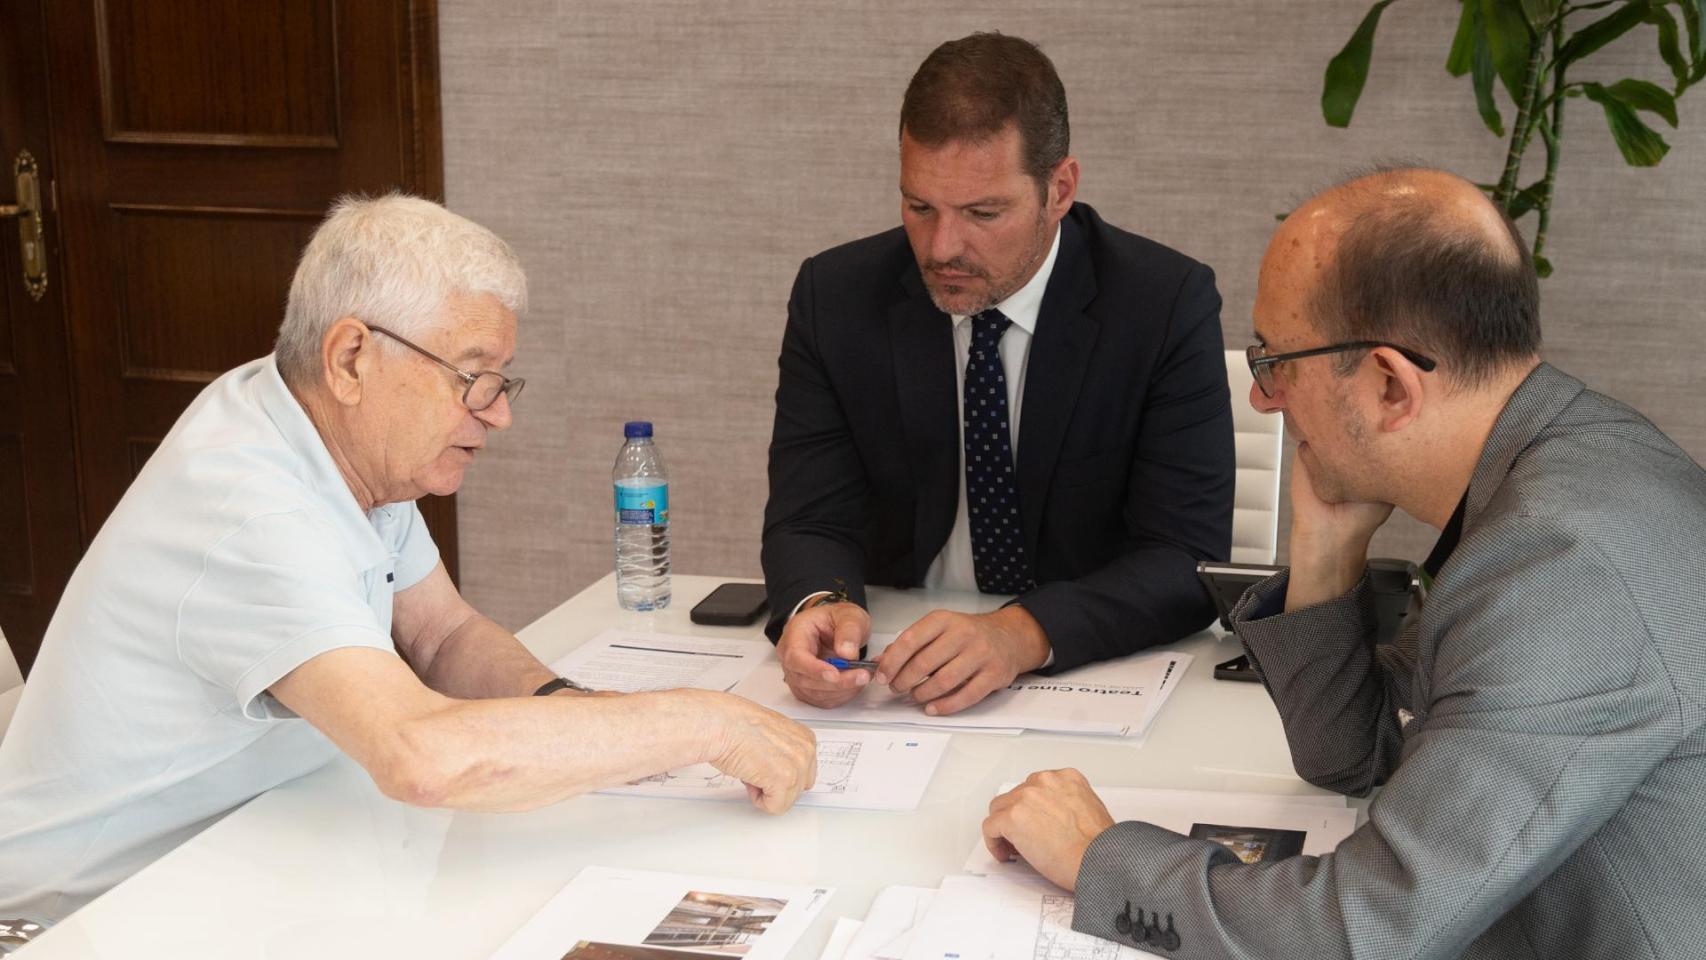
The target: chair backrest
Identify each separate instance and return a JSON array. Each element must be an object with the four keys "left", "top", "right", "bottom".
[
  {"left": 0, "top": 626, "right": 22, "bottom": 740},
  {"left": 1225, "top": 349, "right": 1283, "bottom": 565}
]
